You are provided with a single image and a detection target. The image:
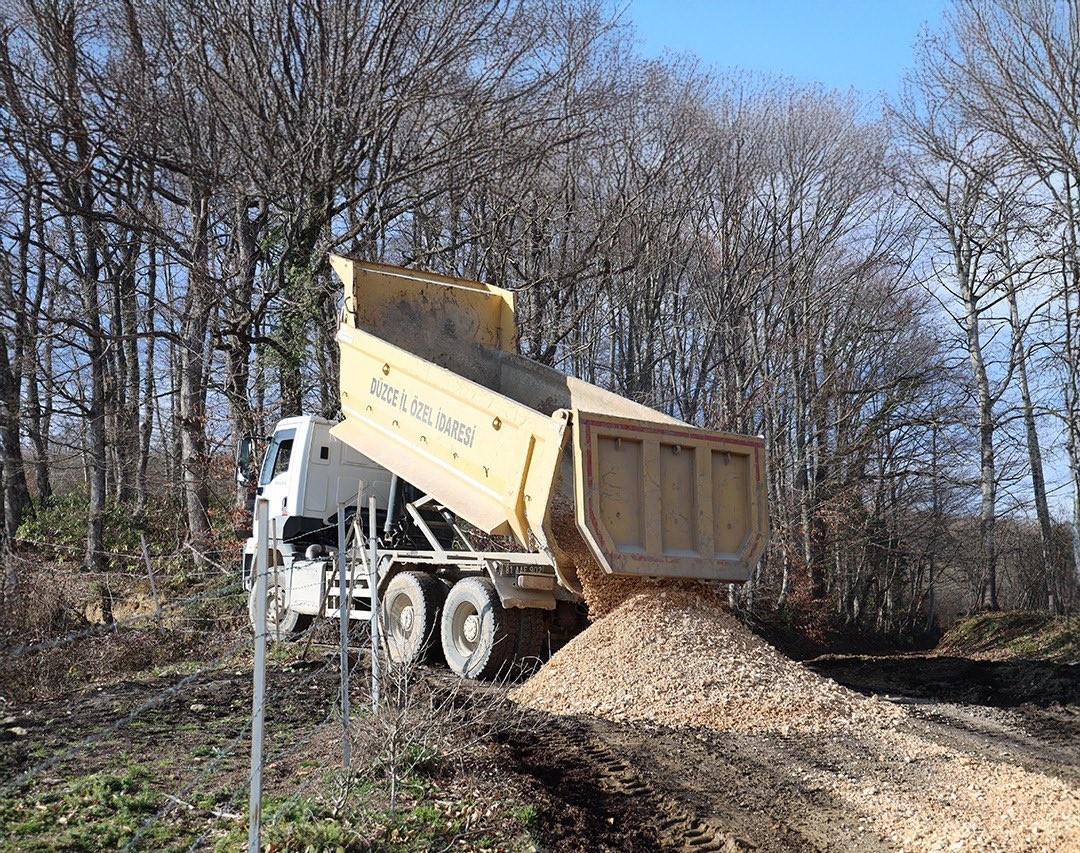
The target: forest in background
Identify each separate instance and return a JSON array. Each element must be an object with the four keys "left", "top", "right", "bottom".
[{"left": 0, "top": 0, "right": 1076, "bottom": 637}]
